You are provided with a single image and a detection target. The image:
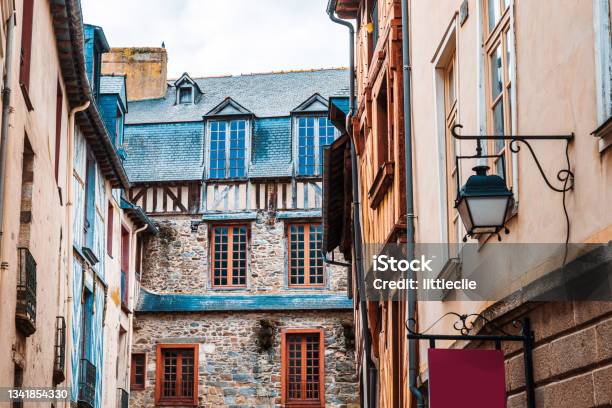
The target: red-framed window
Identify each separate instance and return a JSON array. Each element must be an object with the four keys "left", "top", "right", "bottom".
[
  {"left": 281, "top": 329, "right": 325, "bottom": 407},
  {"left": 155, "top": 344, "right": 198, "bottom": 406},
  {"left": 130, "top": 353, "right": 145, "bottom": 390},
  {"left": 287, "top": 223, "right": 324, "bottom": 287},
  {"left": 211, "top": 224, "right": 248, "bottom": 288}
]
